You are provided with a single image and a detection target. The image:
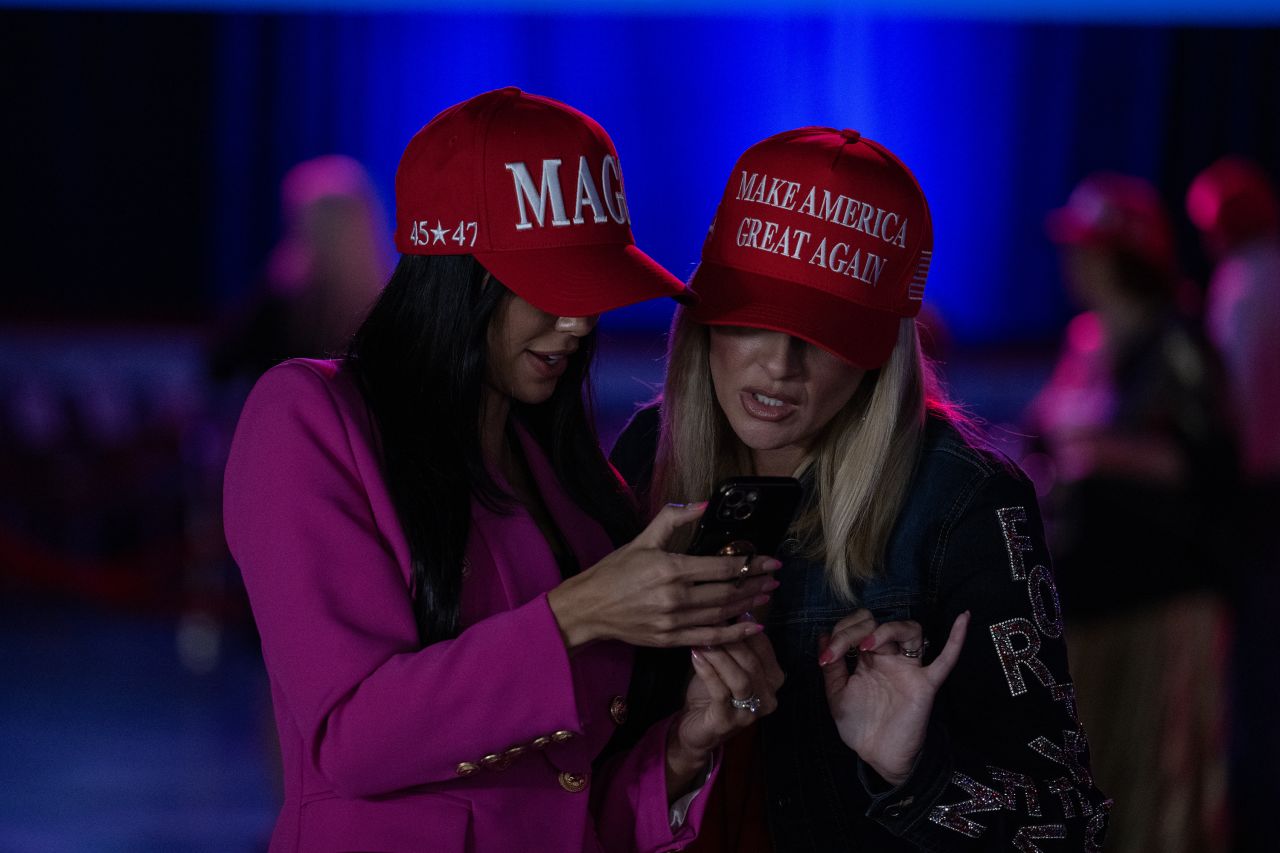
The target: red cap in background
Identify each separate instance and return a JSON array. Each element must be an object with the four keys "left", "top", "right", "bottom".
[
  {"left": 1046, "top": 172, "right": 1175, "bottom": 272},
  {"left": 1186, "top": 156, "right": 1280, "bottom": 253}
]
